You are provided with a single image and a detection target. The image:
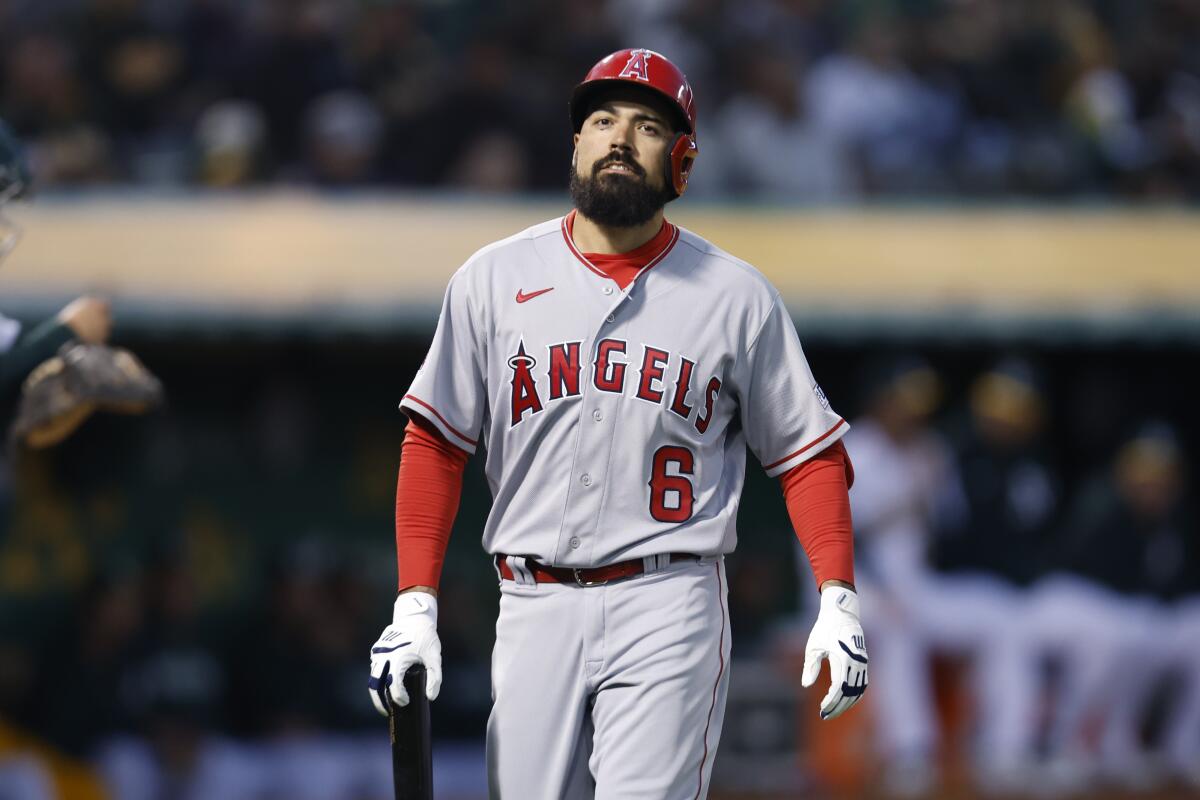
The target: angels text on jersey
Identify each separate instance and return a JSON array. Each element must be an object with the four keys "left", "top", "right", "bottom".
[{"left": 507, "top": 337, "right": 721, "bottom": 435}]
